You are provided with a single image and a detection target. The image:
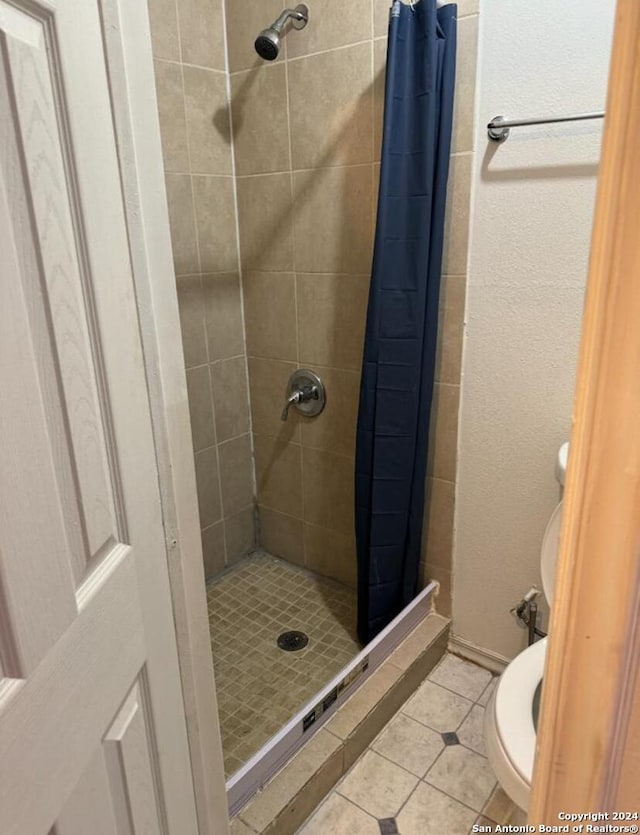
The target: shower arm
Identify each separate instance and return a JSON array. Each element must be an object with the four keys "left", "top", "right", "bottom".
[{"left": 272, "top": 7, "right": 307, "bottom": 32}]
